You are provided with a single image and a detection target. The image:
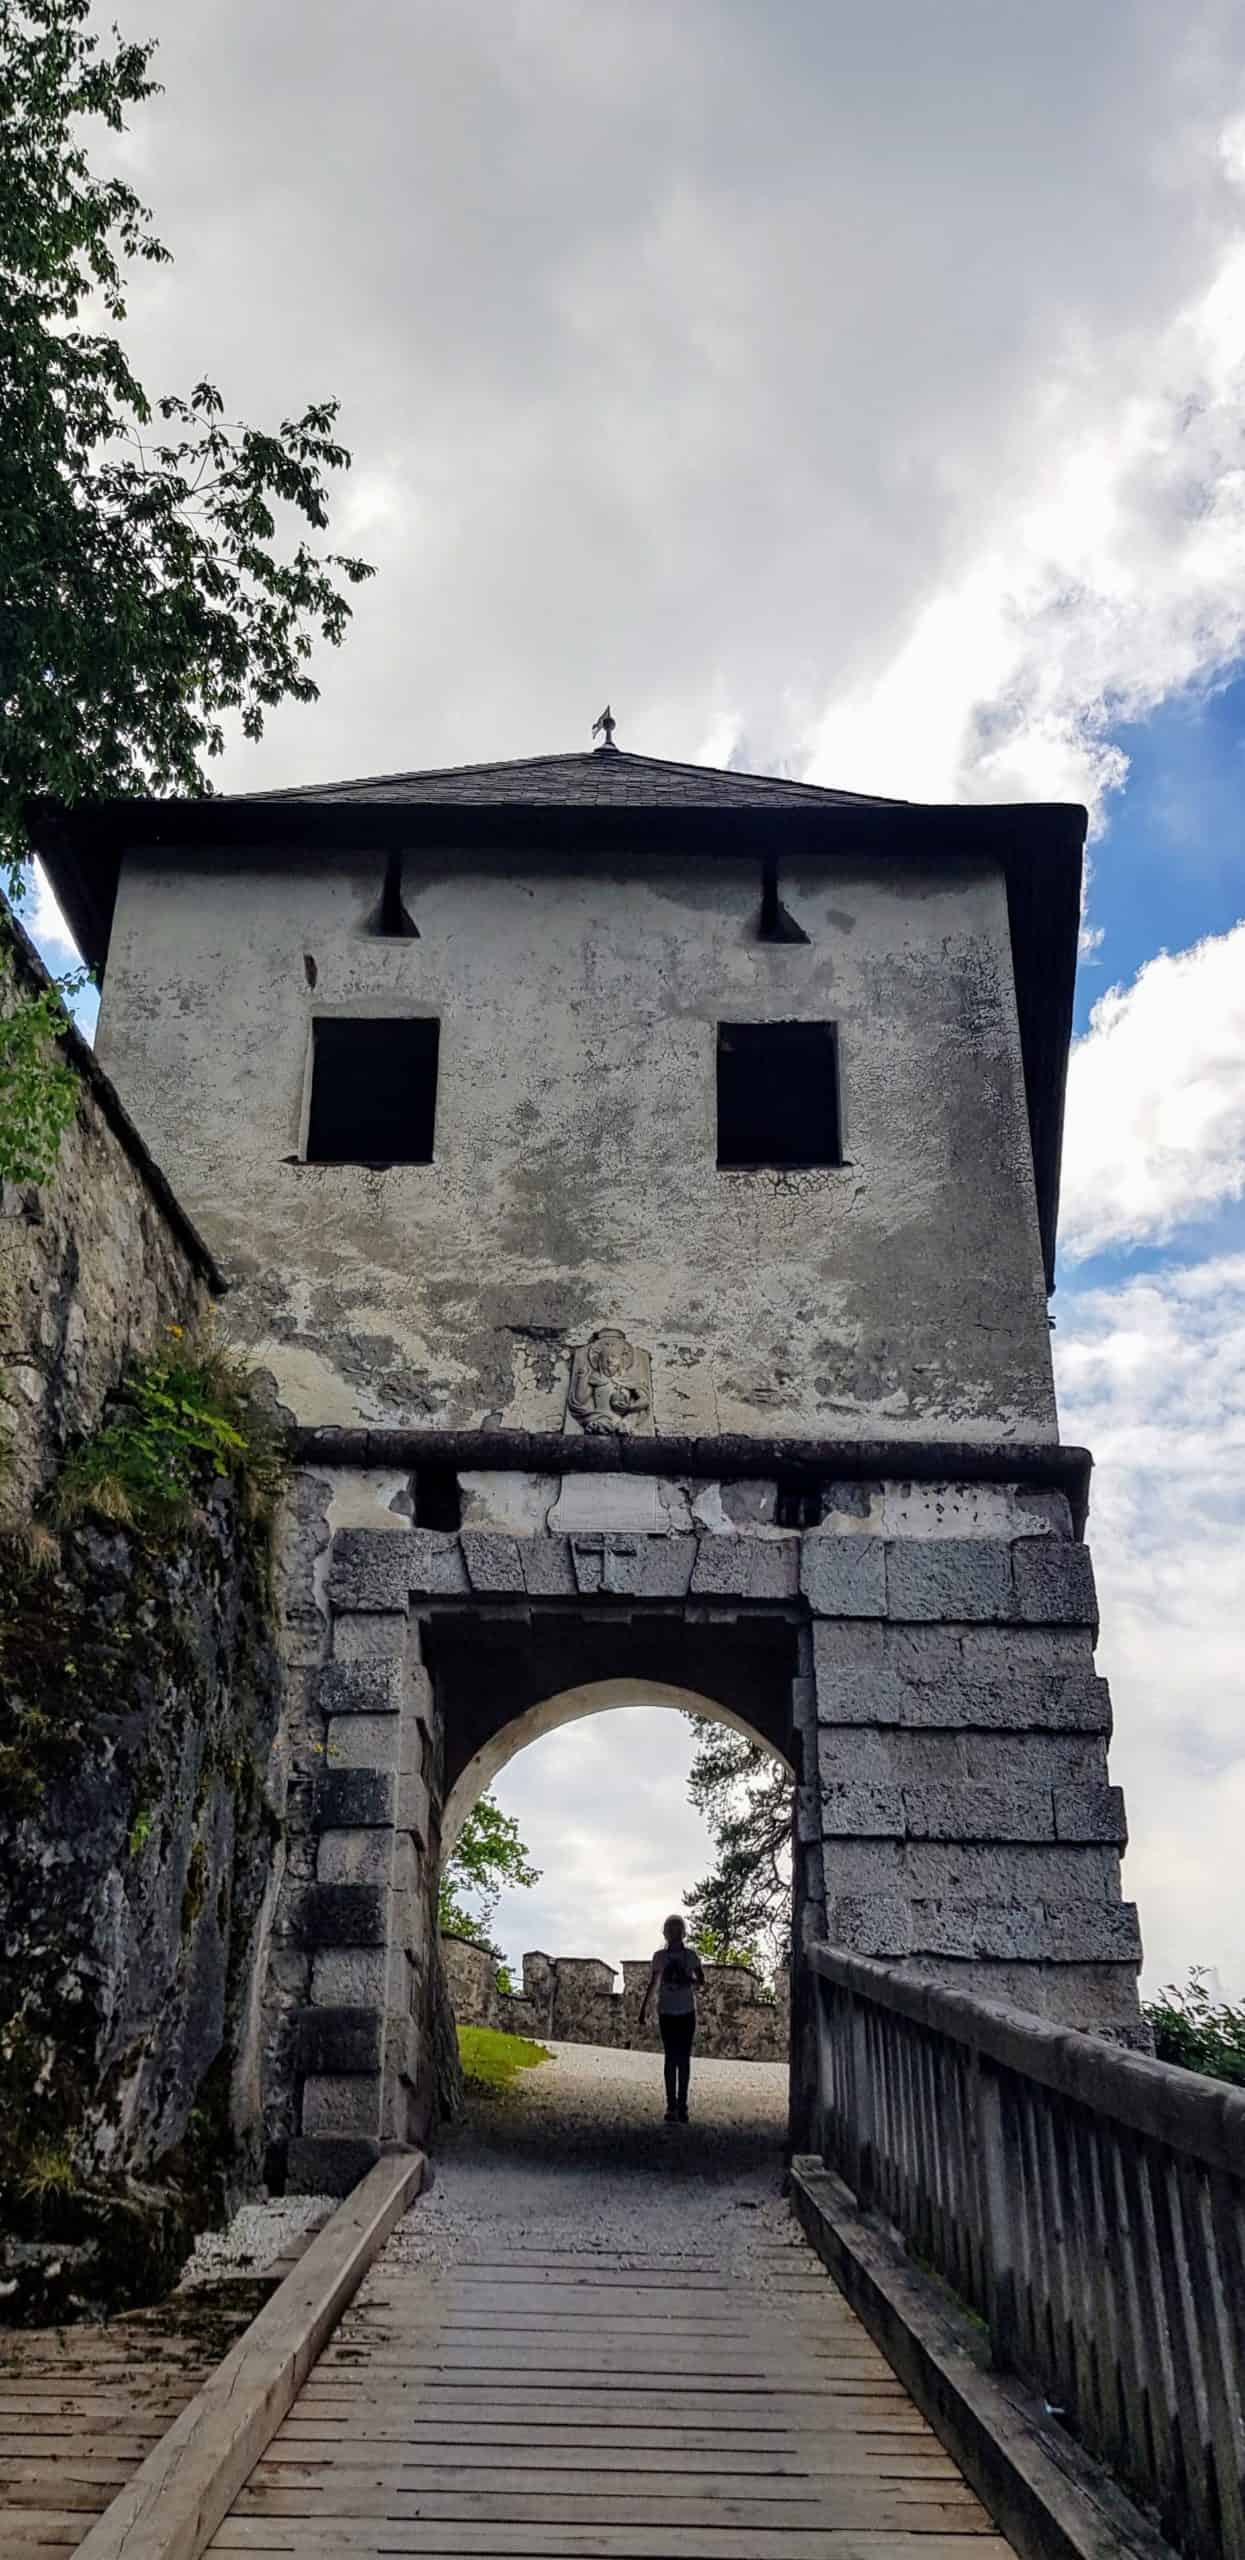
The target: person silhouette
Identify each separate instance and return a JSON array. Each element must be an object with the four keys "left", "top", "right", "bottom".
[{"left": 638, "top": 1914, "right": 705, "bottom": 2123}]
